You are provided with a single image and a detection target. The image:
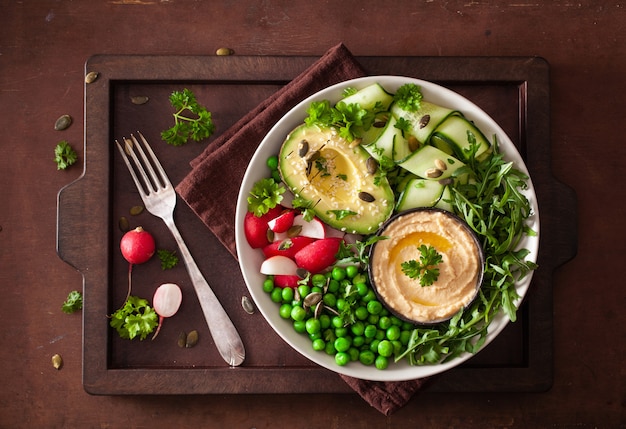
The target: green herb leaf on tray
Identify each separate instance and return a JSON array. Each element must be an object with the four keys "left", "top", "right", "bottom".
[
  {"left": 109, "top": 296, "right": 158, "bottom": 340},
  {"left": 62, "top": 290, "right": 83, "bottom": 314},
  {"left": 157, "top": 249, "right": 179, "bottom": 270},
  {"left": 54, "top": 140, "right": 78, "bottom": 170},
  {"left": 161, "top": 88, "right": 215, "bottom": 146}
]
